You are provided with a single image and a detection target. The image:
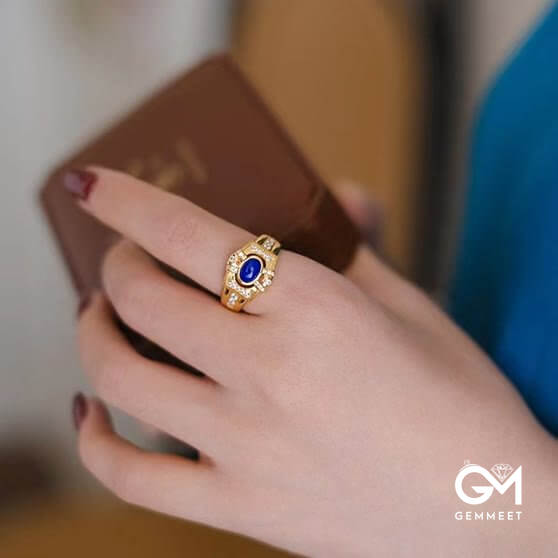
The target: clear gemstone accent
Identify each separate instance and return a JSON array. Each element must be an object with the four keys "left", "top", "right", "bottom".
[
  {"left": 249, "top": 245, "right": 272, "bottom": 262},
  {"left": 227, "top": 277, "right": 256, "bottom": 298},
  {"left": 226, "top": 292, "right": 239, "bottom": 308}
]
